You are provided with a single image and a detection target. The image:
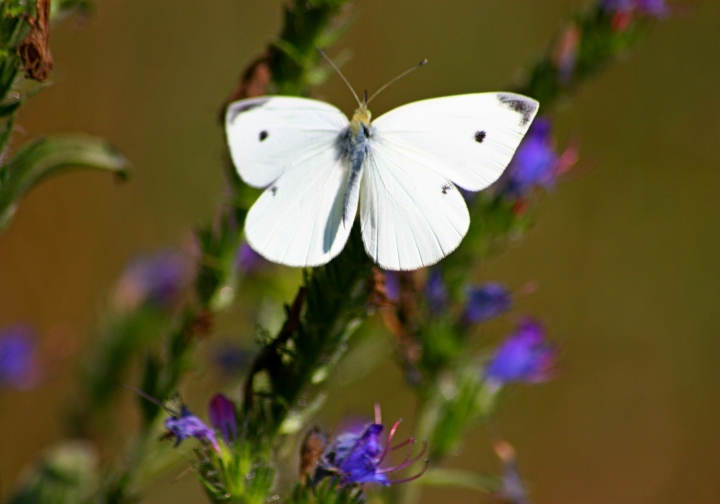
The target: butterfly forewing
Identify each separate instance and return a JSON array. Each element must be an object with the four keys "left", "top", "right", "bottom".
[
  {"left": 225, "top": 97, "right": 349, "bottom": 187},
  {"left": 371, "top": 93, "right": 539, "bottom": 192}
]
